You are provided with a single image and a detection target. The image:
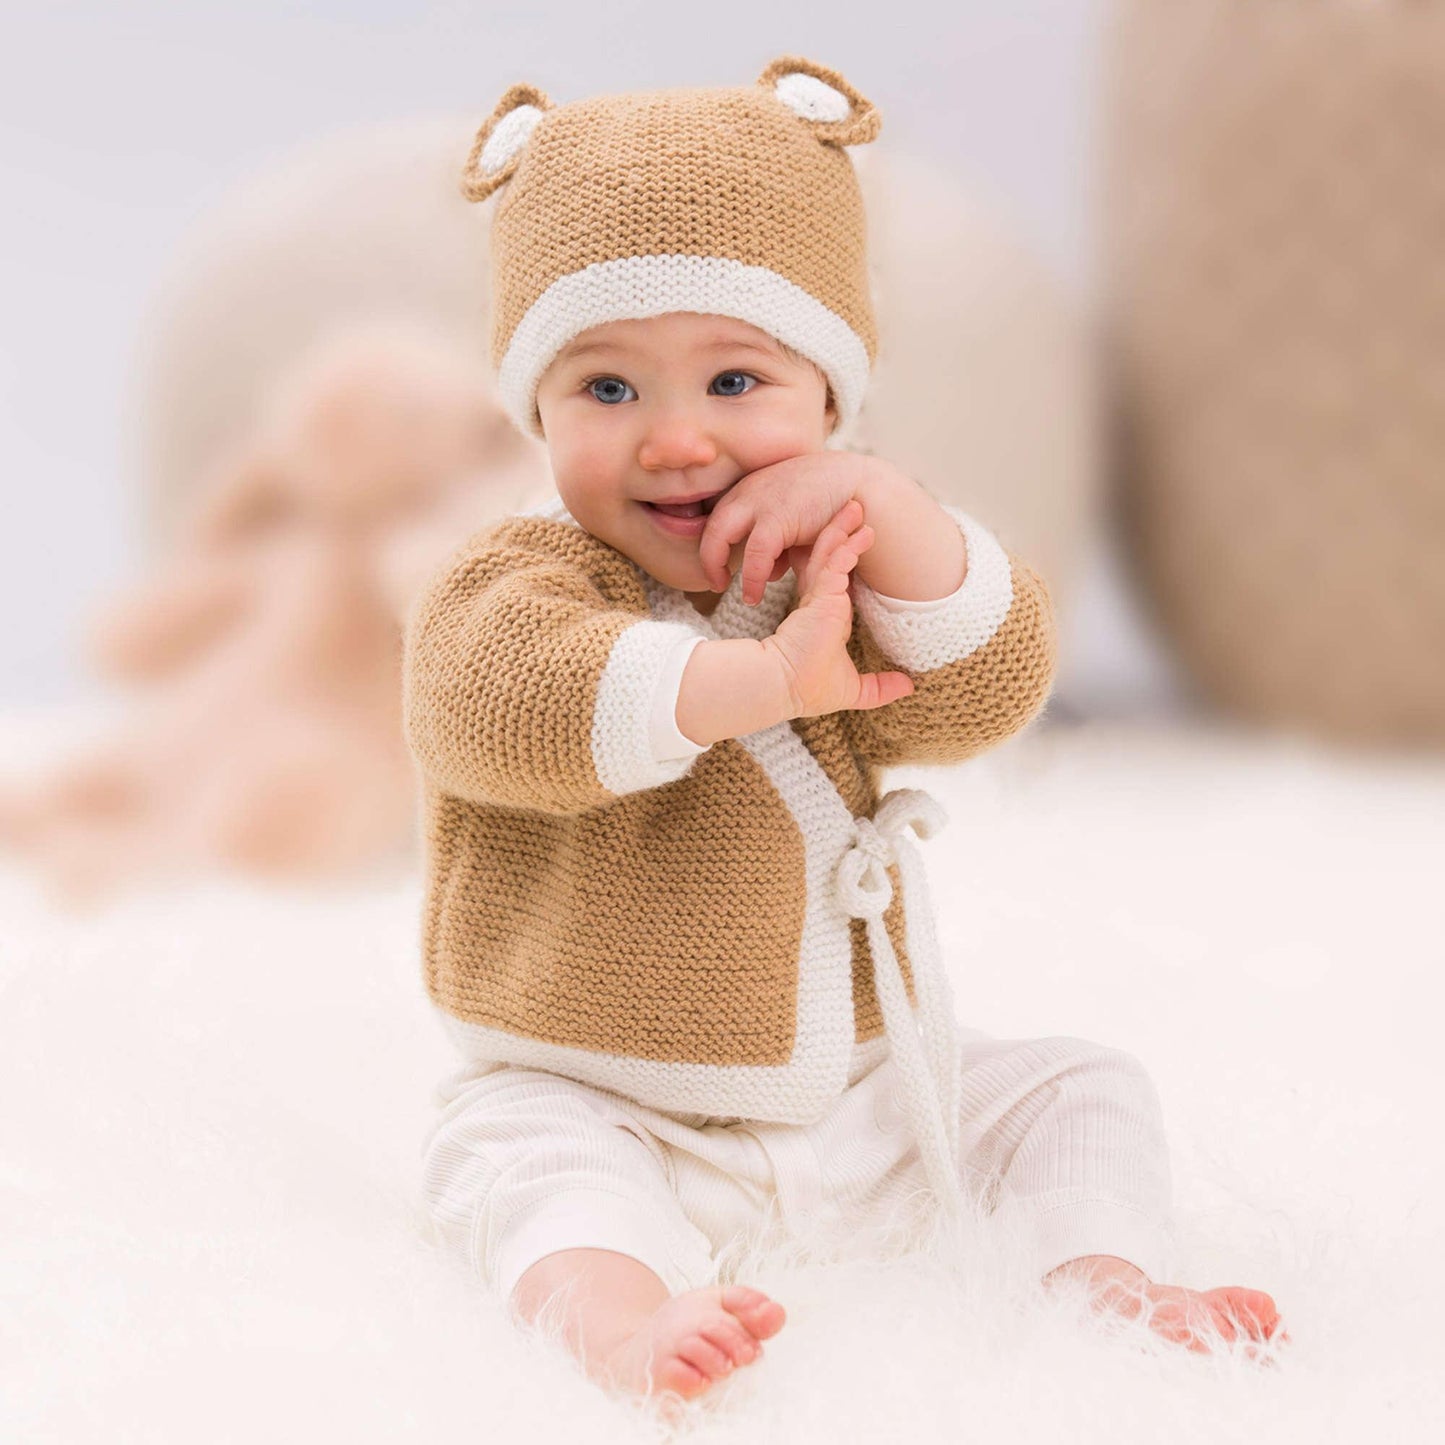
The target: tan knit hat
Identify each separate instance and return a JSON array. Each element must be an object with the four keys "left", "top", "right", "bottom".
[{"left": 460, "top": 57, "right": 882, "bottom": 438}]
